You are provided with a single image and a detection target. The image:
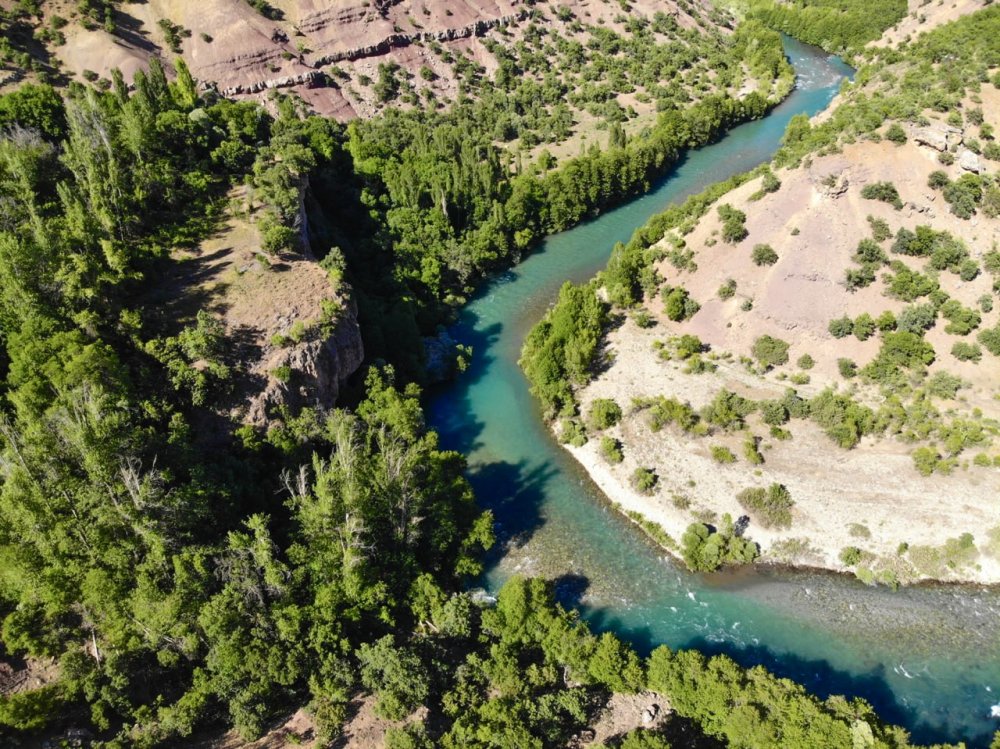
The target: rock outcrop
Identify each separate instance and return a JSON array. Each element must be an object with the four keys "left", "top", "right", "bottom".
[
  {"left": 311, "top": 12, "right": 526, "bottom": 66},
  {"left": 913, "top": 123, "right": 963, "bottom": 151},
  {"left": 247, "top": 298, "right": 364, "bottom": 426}
]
